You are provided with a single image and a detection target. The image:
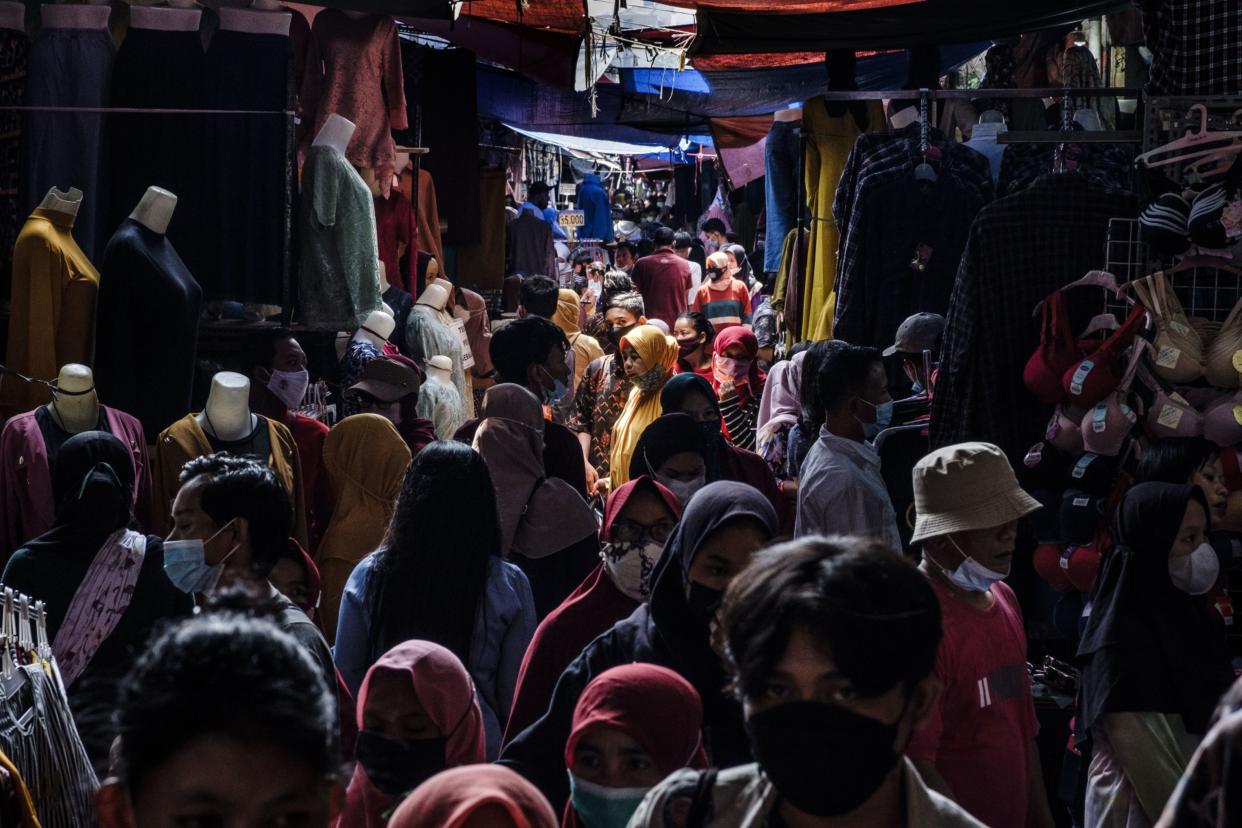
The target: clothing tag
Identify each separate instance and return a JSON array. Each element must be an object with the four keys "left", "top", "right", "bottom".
[
  {"left": 1233, "top": 350, "right": 1242, "bottom": 374},
  {"left": 1090, "top": 404, "right": 1108, "bottom": 432},
  {"left": 1171, "top": 391, "right": 1190, "bottom": 406},
  {"left": 1155, "top": 345, "right": 1182, "bottom": 369},
  {"left": 1024, "top": 443, "right": 1044, "bottom": 468},
  {"left": 1070, "top": 361, "right": 1094, "bottom": 396},
  {"left": 1169, "top": 320, "right": 1191, "bottom": 337},
  {"left": 1233, "top": 405, "right": 1242, "bottom": 427},
  {"left": 1073, "top": 455, "right": 1095, "bottom": 477},
  {"left": 1073, "top": 497, "right": 1090, "bottom": 507},
  {"left": 1060, "top": 546, "right": 1074, "bottom": 570},
  {"left": 1157, "top": 404, "right": 1185, "bottom": 430},
  {"left": 449, "top": 318, "right": 475, "bottom": 370}
]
